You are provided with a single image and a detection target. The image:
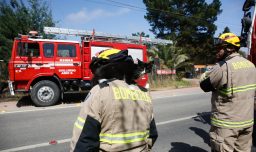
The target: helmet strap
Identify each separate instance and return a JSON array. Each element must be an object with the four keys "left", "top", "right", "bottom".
[{"left": 223, "top": 47, "right": 234, "bottom": 59}]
